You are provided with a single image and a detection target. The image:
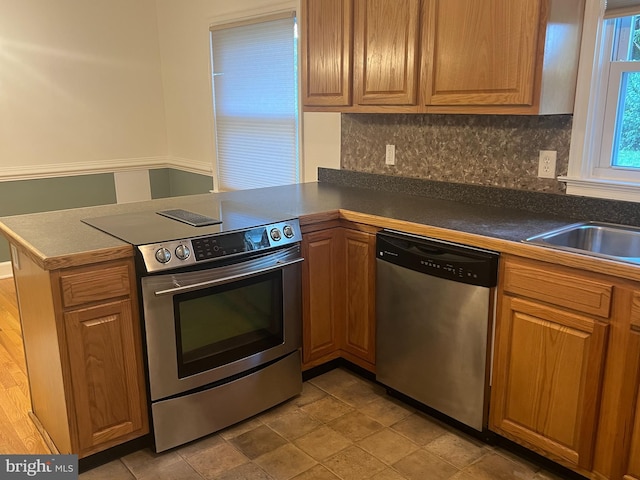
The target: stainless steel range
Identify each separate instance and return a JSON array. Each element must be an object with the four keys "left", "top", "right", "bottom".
[{"left": 83, "top": 204, "right": 303, "bottom": 452}]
